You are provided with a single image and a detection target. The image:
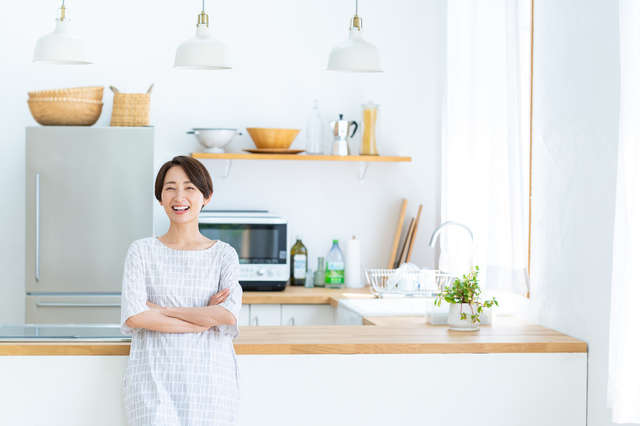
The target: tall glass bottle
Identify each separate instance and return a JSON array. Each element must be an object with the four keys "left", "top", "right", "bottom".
[
  {"left": 290, "top": 236, "right": 308, "bottom": 286},
  {"left": 305, "top": 99, "right": 326, "bottom": 155},
  {"left": 325, "top": 239, "right": 345, "bottom": 288}
]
